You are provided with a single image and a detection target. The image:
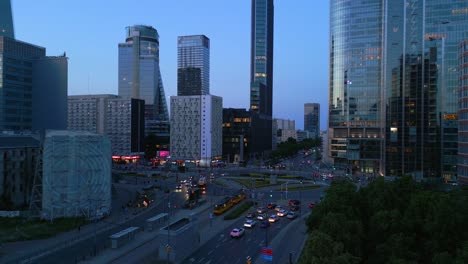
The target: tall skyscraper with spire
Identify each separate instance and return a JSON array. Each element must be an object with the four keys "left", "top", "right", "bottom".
[
  {"left": 118, "top": 25, "right": 169, "bottom": 122},
  {"left": 0, "top": 0, "right": 15, "bottom": 39}
]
